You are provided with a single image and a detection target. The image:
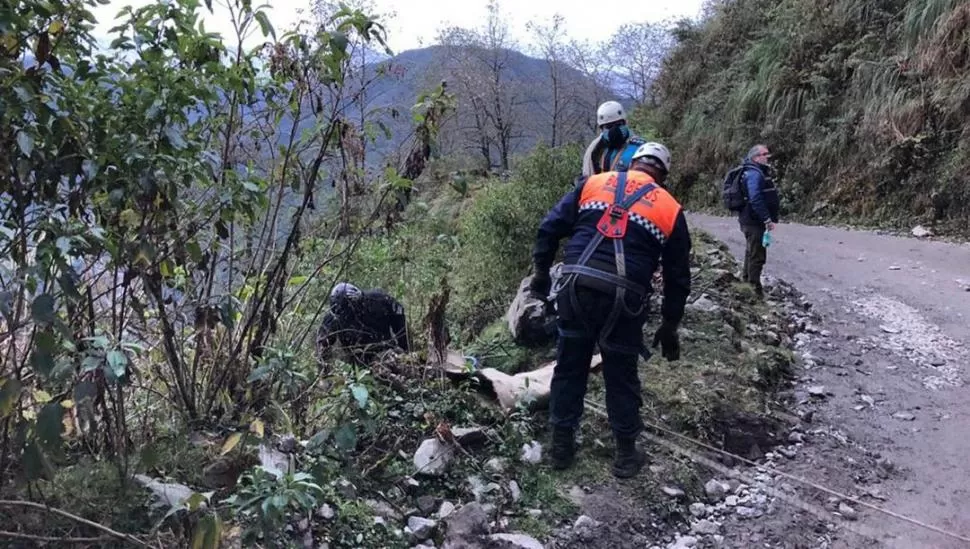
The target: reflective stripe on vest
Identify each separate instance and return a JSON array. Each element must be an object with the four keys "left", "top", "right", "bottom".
[{"left": 578, "top": 171, "right": 681, "bottom": 245}]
